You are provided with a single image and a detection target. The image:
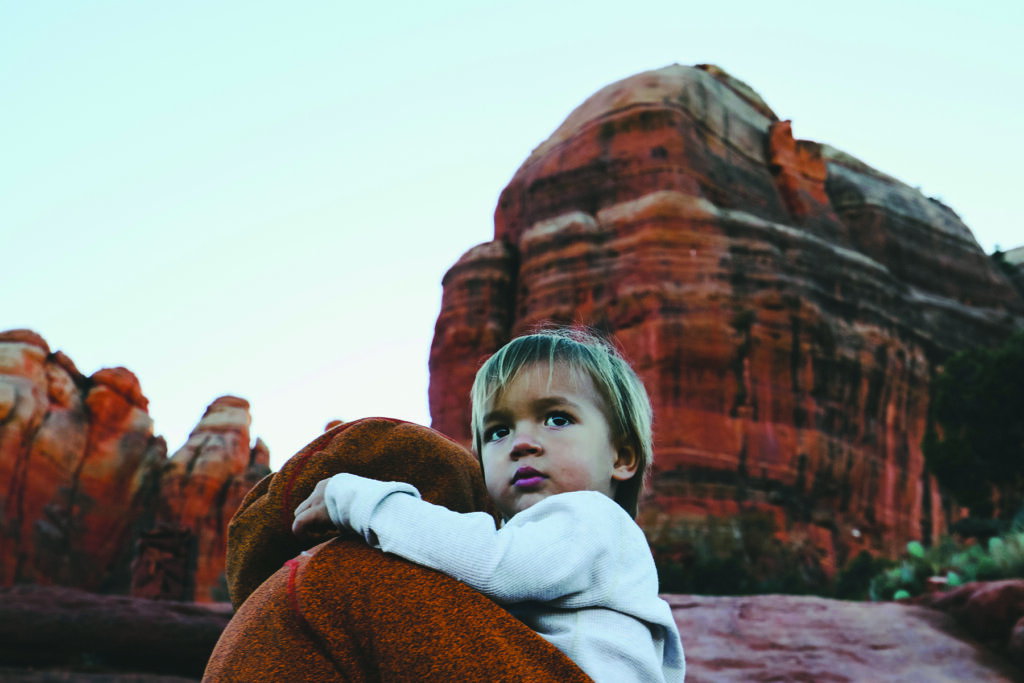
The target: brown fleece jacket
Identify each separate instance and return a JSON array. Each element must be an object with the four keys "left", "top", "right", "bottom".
[{"left": 204, "top": 417, "right": 592, "bottom": 682}]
